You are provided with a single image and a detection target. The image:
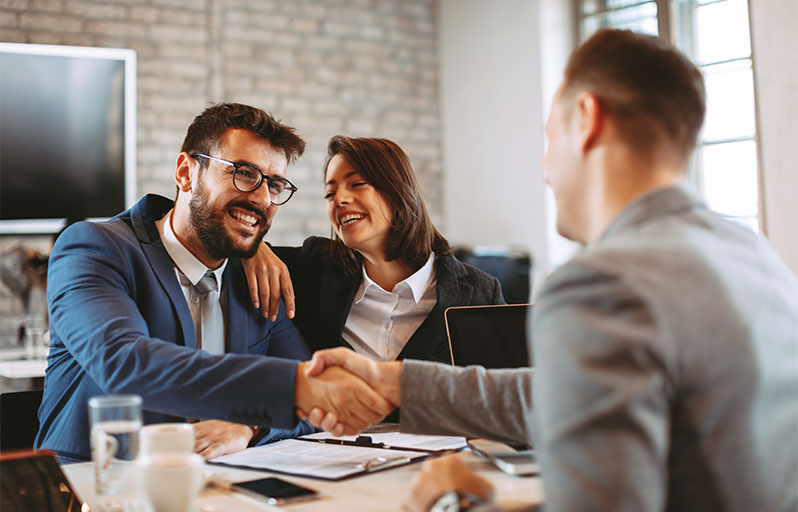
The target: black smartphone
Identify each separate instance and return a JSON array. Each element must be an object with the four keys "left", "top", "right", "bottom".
[
  {"left": 232, "top": 477, "right": 320, "bottom": 505},
  {"left": 0, "top": 450, "right": 83, "bottom": 512}
]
